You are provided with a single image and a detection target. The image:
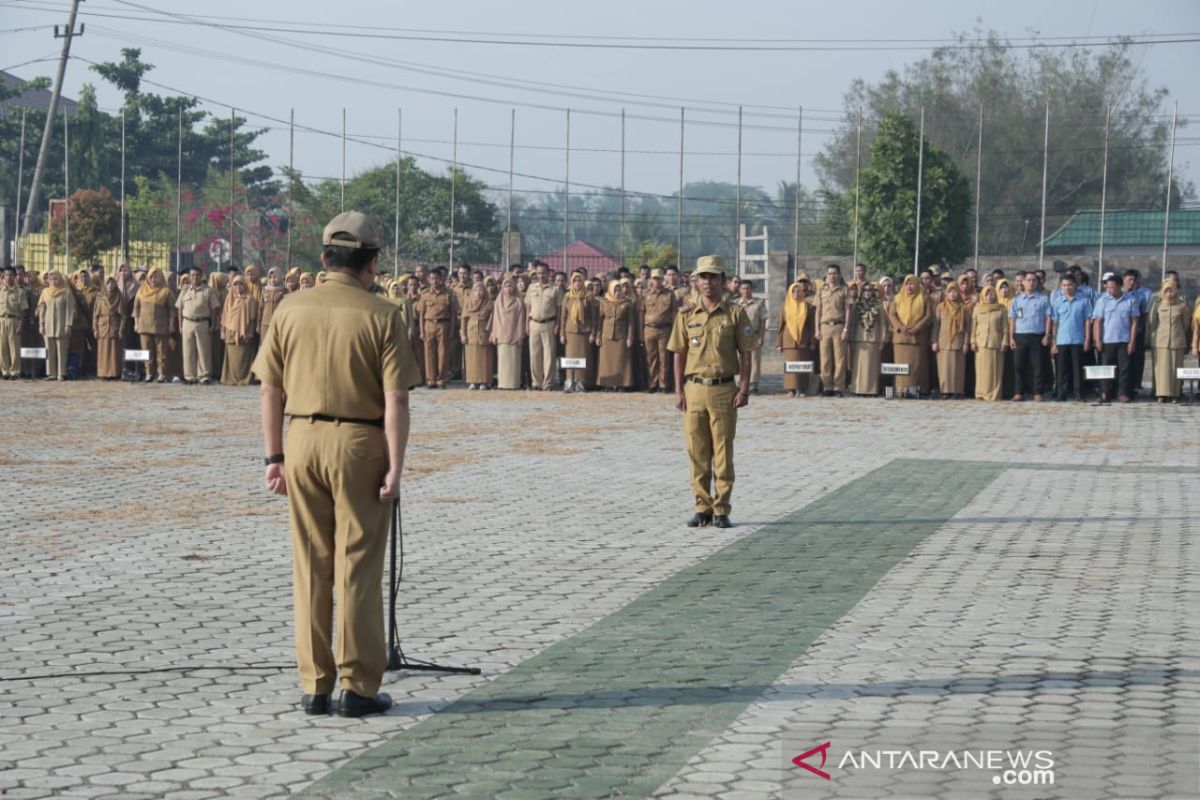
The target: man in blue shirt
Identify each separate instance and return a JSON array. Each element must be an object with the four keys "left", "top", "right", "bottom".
[
  {"left": 1091, "top": 274, "right": 1140, "bottom": 402},
  {"left": 1123, "top": 269, "right": 1151, "bottom": 396},
  {"left": 1050, "top": 274, "right": 1090, "bottom": 401},
  {"left": 1008, "top": 274, "right": 1052, "bottom": 401}
]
